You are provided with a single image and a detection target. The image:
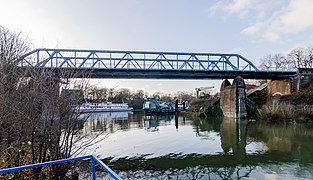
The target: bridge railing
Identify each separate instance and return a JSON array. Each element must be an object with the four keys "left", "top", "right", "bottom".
[
  {"left": 0, "top": 155, "right": 121, "bottom": 180},
  {"left": 19, "top": 48, "right": 259, "bottom": 72}
]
